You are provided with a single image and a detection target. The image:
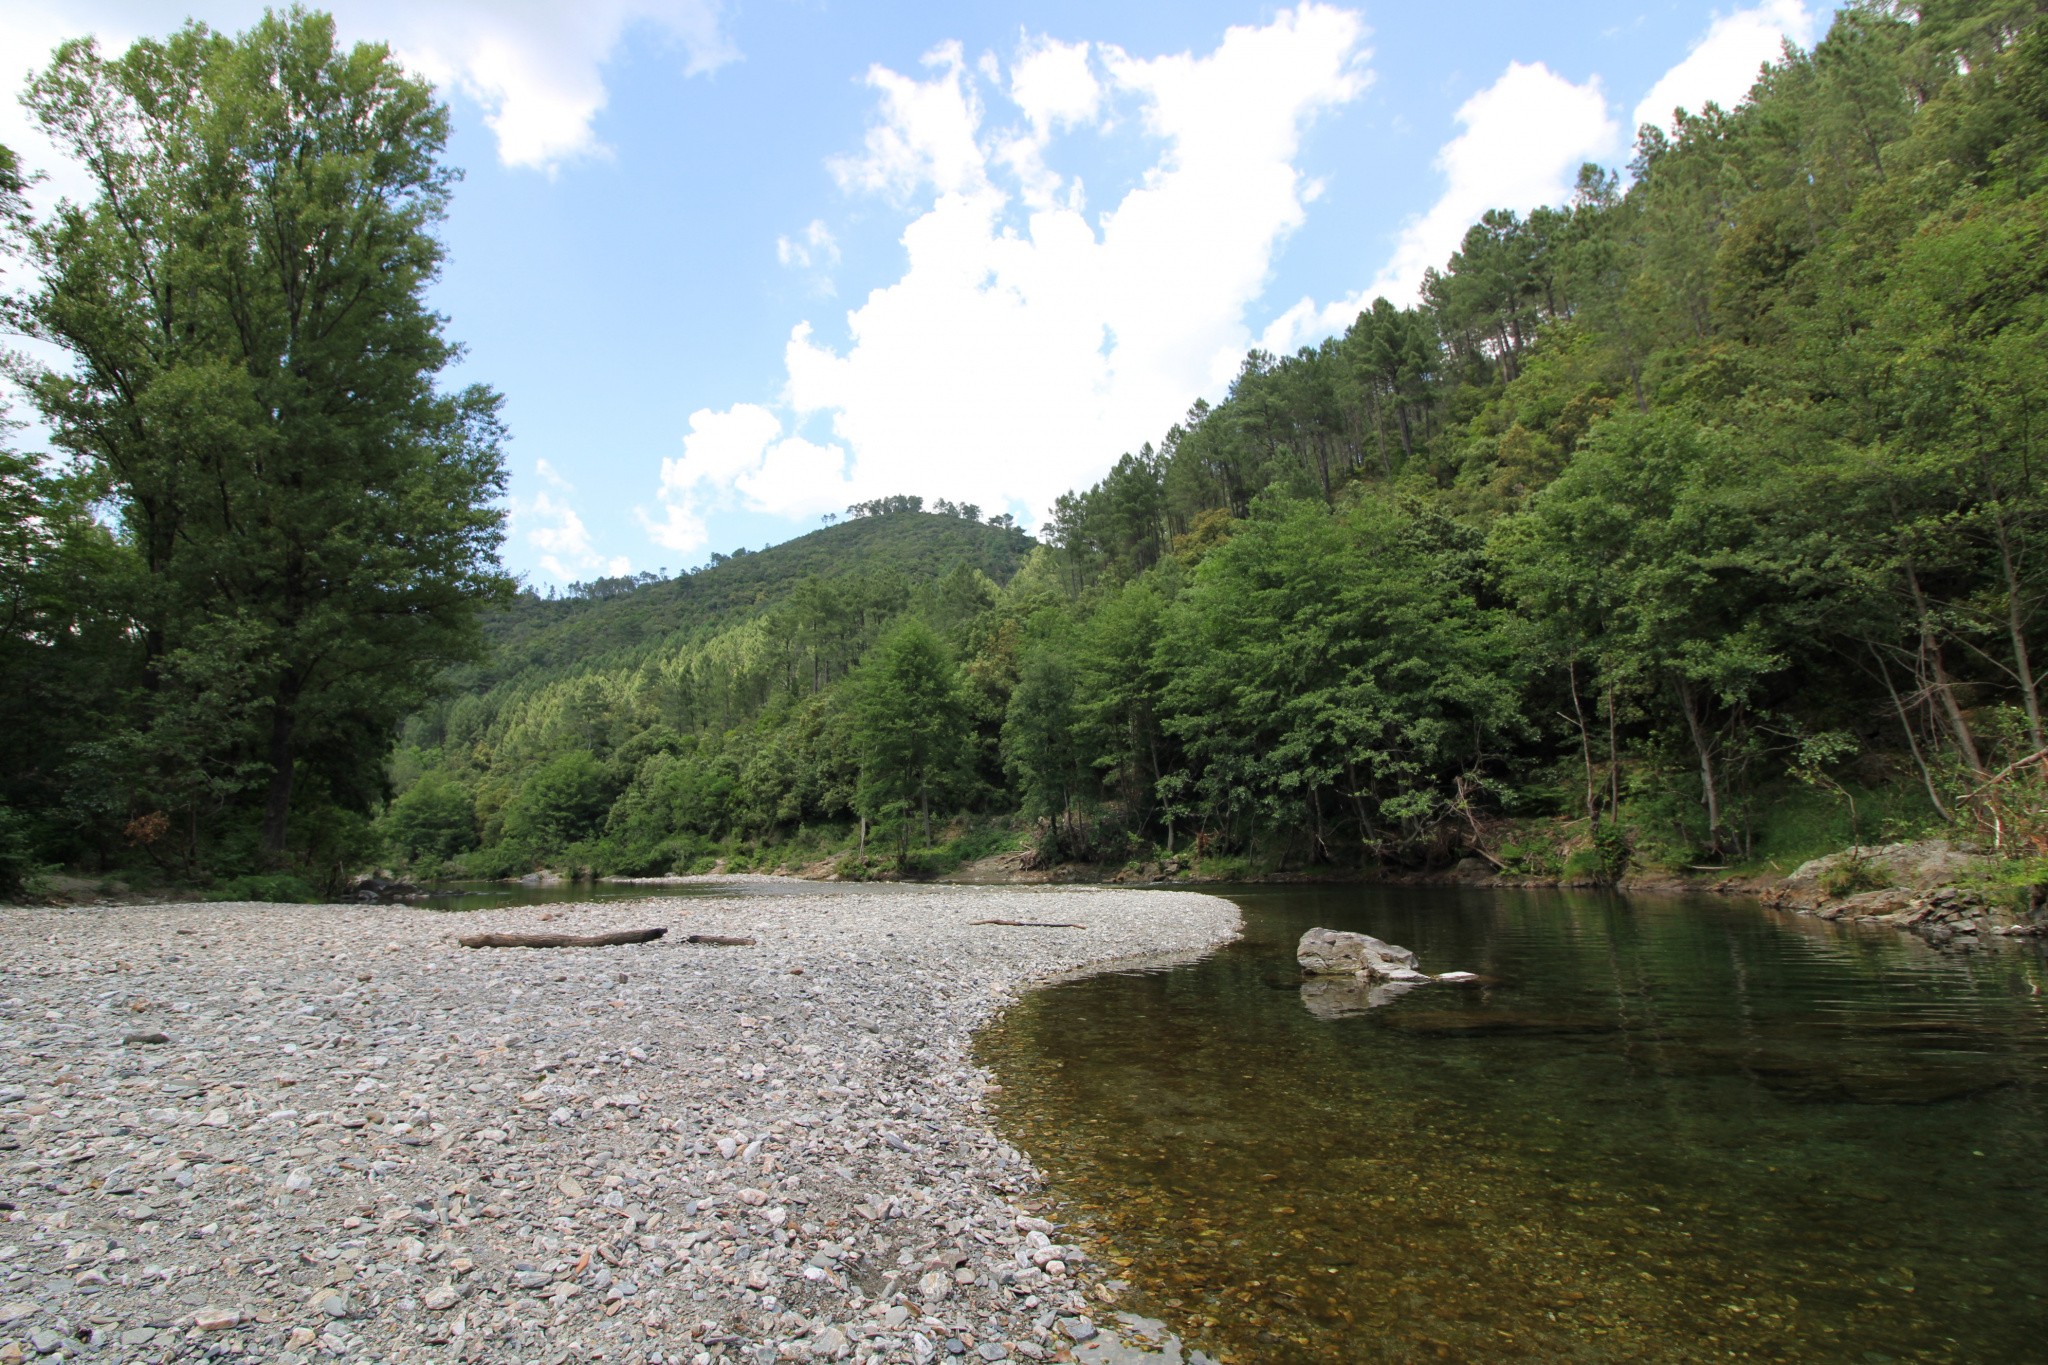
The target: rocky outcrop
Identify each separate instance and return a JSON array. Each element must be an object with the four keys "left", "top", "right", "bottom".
[
  {"left": 1805, "top": 884, "right": 2039, "bottom": 943},
  {"left": 1783, "top": 839, "right": 1989, "bottom": 895},
  {"left": 1763, "top": 839, "right": 2043, "bottom": 944},
  {"left": 1297, "top": 927, "right": 1420, "bottom": 977}
]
